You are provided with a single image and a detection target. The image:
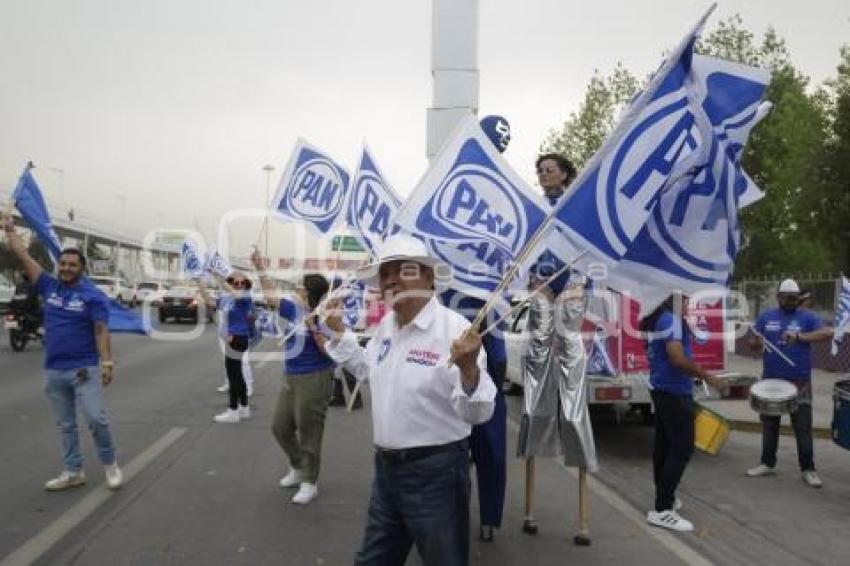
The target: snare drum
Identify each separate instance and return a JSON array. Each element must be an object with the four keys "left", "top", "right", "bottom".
[
  {"left": 750, "top": 379, "right": 798, "bottom": 416},
  {"left": 694, "top": 405, "right": 731, "bottom": 455}
]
